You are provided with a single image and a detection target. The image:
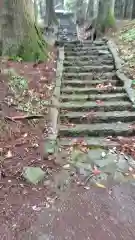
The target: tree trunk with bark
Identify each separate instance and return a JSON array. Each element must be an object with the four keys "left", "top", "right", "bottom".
[
  {"left": 96, "top": 0, "right": 116, "bottom": 33},
  {"left": 123, "top": 0, "right": 133, "bottom": 19},
  {"left": 132, "top": 0, "right": 135, "bottom": 18},
  {"left": 87, "top": 0, "right": 95, "bottom": 19},
  {"left": 0, "top": 0, "right": 48, "bottom": 61}
]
